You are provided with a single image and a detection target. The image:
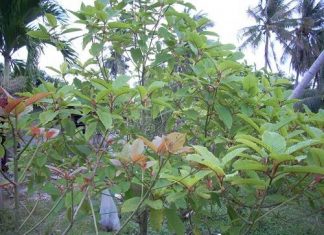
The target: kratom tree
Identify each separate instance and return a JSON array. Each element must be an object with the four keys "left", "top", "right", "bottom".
[{"left": 1, "top": 1, "right": 323, "bottom": 235}]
